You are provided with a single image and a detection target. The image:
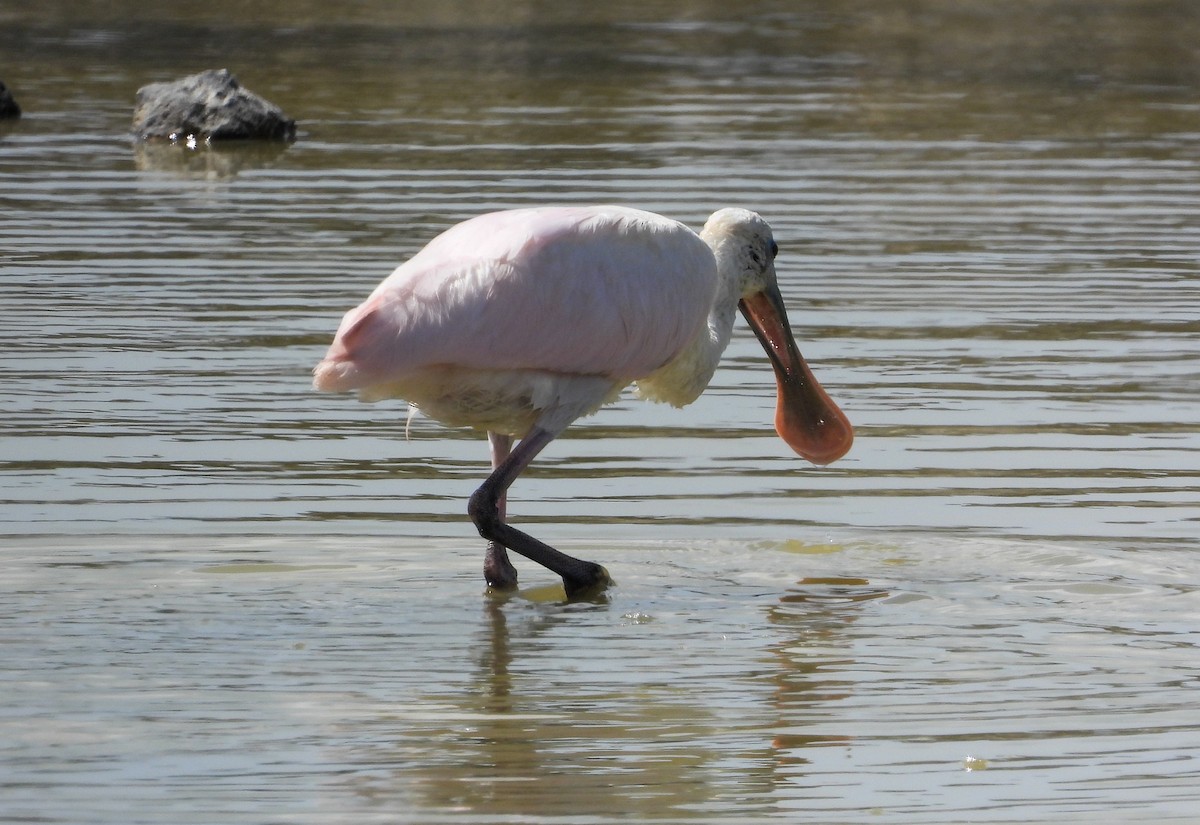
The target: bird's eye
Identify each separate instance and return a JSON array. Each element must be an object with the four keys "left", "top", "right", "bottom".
[{"left": 769, "top": 240, "right": 779, "bottom": 261}]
